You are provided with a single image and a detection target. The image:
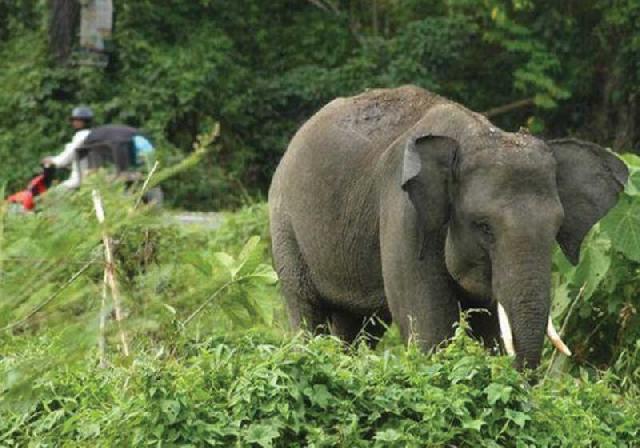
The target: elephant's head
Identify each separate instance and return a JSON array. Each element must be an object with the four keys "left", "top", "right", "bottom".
[{"left": 401, "top": 105, "right": 628, "bottom": 368}]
